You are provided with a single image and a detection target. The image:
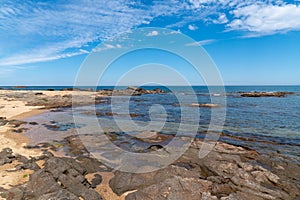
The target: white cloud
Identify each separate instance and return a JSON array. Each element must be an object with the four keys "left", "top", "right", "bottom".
[
  {"left": 228, "top": 3, "right": 300, "bottom": 35},
  {"left": 146, "top": 30, "right": 159, "bottom": 36},
  {"left": 188, "top": 24, "right": 198, "bottom": 30},
  {"left": 1, "top": 0, "right": 300, "bottom": 70},
  {"left": 0, "top": 50, "right": 88, "bottom": 67},
  {"left": 186, "top": 39, "right": 216, "bottom": 46},
  {"left": 212, "top": 13, "right": 228, "bottom": 24}
]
